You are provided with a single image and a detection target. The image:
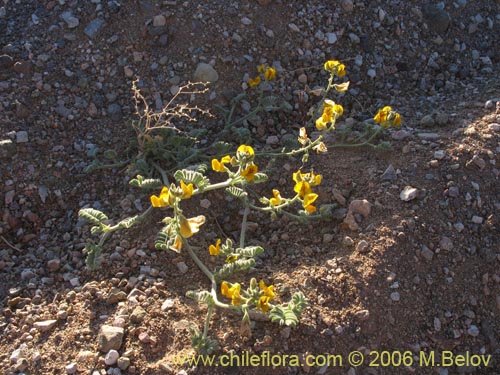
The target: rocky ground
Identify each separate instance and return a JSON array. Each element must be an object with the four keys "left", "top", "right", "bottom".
[{"left": 0, "top": 0, "right": 499, "bottom": 374}]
